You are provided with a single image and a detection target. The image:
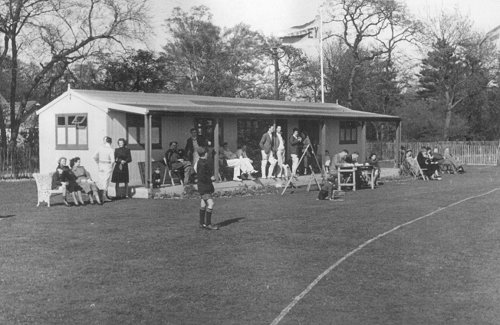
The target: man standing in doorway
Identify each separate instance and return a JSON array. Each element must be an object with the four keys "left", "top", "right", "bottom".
[
  {"left": 93, "top": 136, "right": 115, "bottom": 202},
  {"left": 185, "top": 128, "right": 207, "bottom": 171},
  {"left": 259, "top": 124, "right": 277, "bottom": 179}
]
